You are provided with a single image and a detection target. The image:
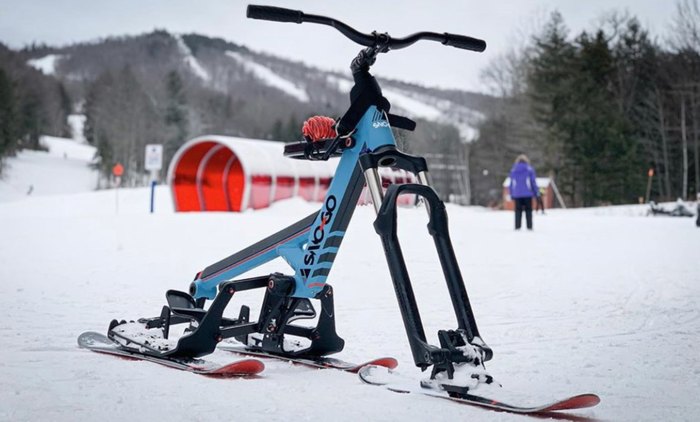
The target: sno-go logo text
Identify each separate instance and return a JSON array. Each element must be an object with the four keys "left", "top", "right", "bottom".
[
  {"left": 372, "top": 109, "right": 389, "bottom": 128},
  {"left": 301, "top": 195, "right": 337, "bottom": 279}
]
